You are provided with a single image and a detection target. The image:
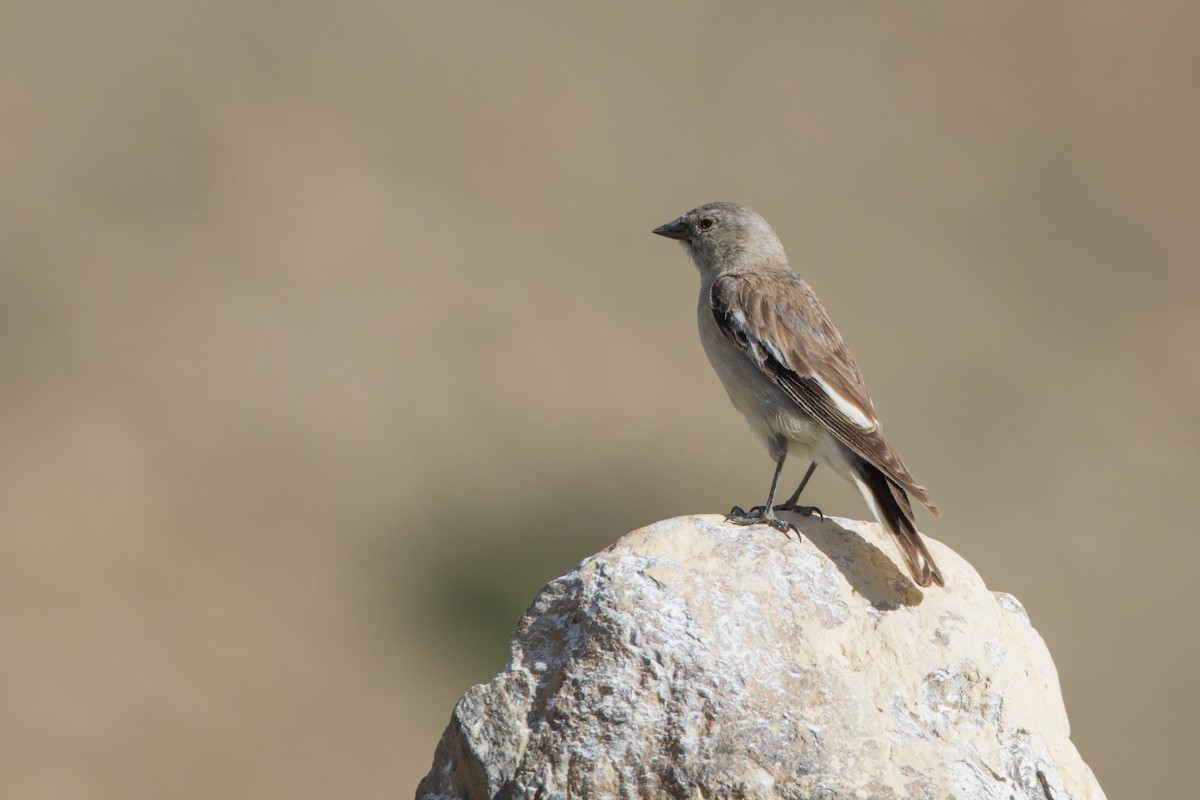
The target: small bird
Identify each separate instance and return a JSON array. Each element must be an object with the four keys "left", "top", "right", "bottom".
[{"left": 653, "top": 201, "right": 945, "bottom": 587}]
